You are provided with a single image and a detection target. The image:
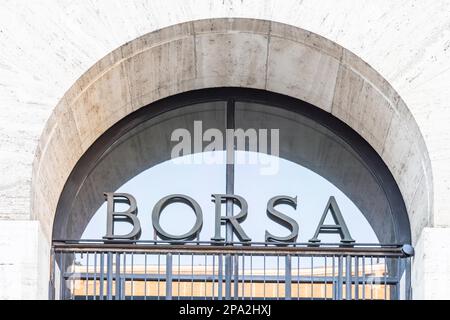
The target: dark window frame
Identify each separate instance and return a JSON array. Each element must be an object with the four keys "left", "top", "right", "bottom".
[{"left": 53, "top": 87, "right": 411, "bottom": 244}]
